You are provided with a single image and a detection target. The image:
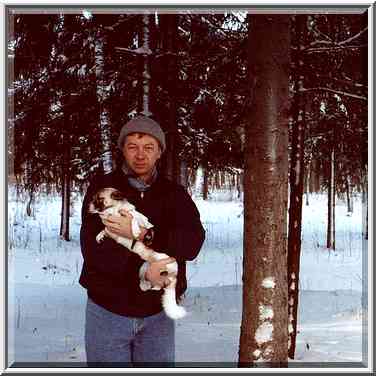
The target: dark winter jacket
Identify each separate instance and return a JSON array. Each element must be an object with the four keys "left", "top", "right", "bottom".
[{"left": 79, "top": 168, "right": 205, "bottom": 317}]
